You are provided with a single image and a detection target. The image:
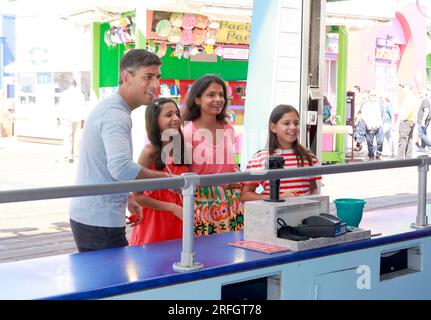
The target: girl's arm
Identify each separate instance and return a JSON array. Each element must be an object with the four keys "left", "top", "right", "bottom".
[
  {"left": 309, "top": 179, "right": 320, "bottom": 195},
  {"left": 240, "top": 184, "right": 268, "bottom": 202},
  {"left": 132, "top": 193, "right": 182, "bottom": 220},
  {"left": 127, "top": 145, "right": 182, "bottom": 225}
]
